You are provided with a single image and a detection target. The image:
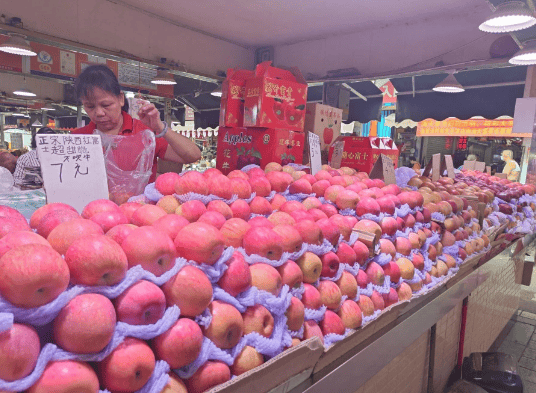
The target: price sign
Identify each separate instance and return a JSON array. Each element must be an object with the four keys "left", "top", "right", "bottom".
[
  {"left": 444, "top": 155, "right": 455, "bottom": 178},
  {"left": 369, "top": 154, "right": 396, "bottom": 185},
  {"left": 308, "top": 132, "right": 322, "bottom": 175},
  {"left": 486, "top": 166, "right": 491, "bottom": 175},
  {"left": 463, "top": 160, "right": 476, "bottom": 170},
  {"left": 10, "top": 133, "right": 23, "bottom": 150},
  {"left": 330, "top": 140, "right": 345, "bottom": 169},
  {"left": 37, "top": 134, "right": 109, "bottom": 213},
  {"left": 475, "top": 161, "right": 485, "bottom": 172}
]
